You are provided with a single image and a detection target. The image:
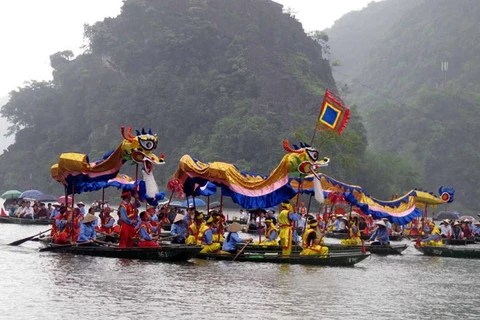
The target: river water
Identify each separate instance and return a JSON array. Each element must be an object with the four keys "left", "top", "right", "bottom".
[{"left": 1, "top": 214, "right": 480, "bottom": 320}]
